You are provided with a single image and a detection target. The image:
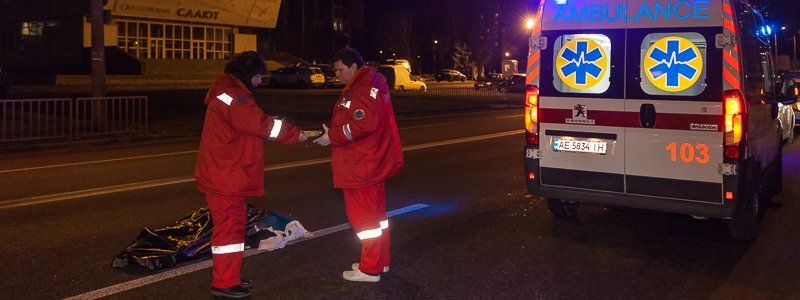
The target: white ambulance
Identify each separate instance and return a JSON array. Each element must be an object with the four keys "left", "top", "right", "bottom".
[{"left": 523, "top": 0, "right": 795, "bottom": 240}]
